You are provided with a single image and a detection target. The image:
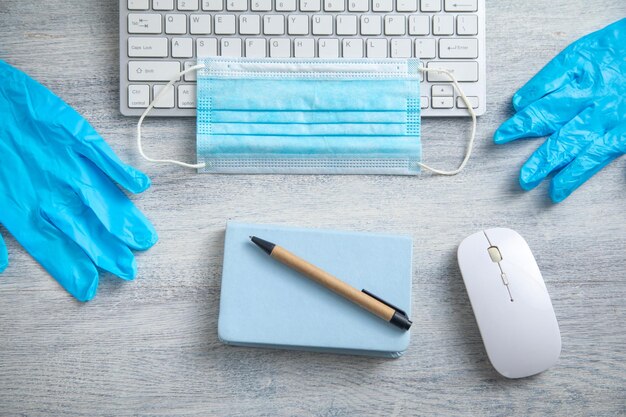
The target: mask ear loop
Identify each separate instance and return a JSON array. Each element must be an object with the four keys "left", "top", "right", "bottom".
[
  {"left": 416, "top": 66, "right": 477, "bottom": 176},
  {"left": 136, "top": 63, "right": 207, "bottom": 169}
]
